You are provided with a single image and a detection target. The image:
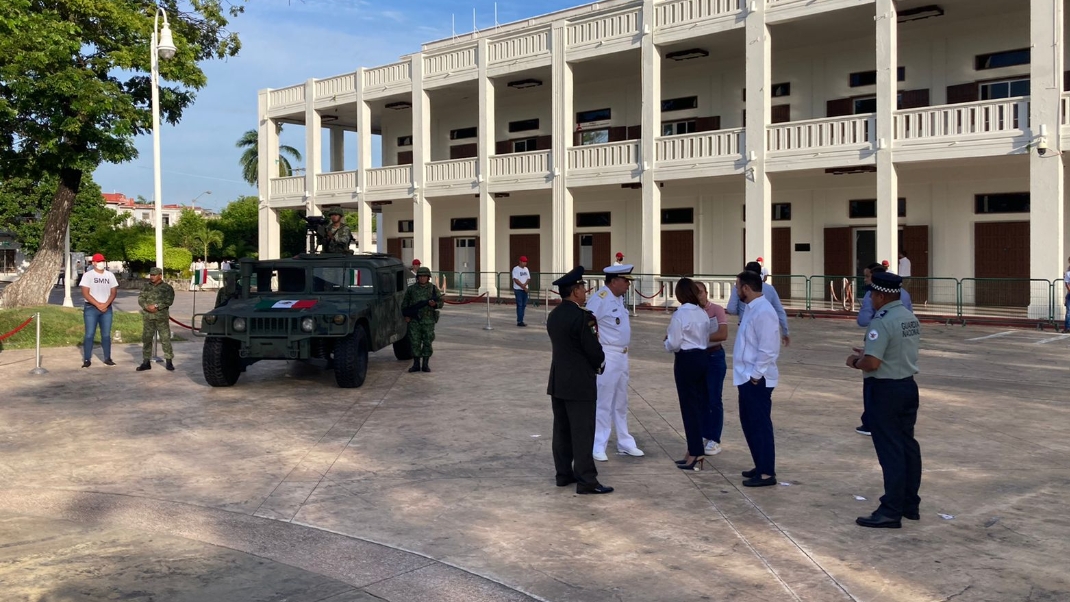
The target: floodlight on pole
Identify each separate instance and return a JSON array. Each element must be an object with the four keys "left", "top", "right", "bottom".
[{"left": 151, "top": 7, "right": 176, "bottom": 269}]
